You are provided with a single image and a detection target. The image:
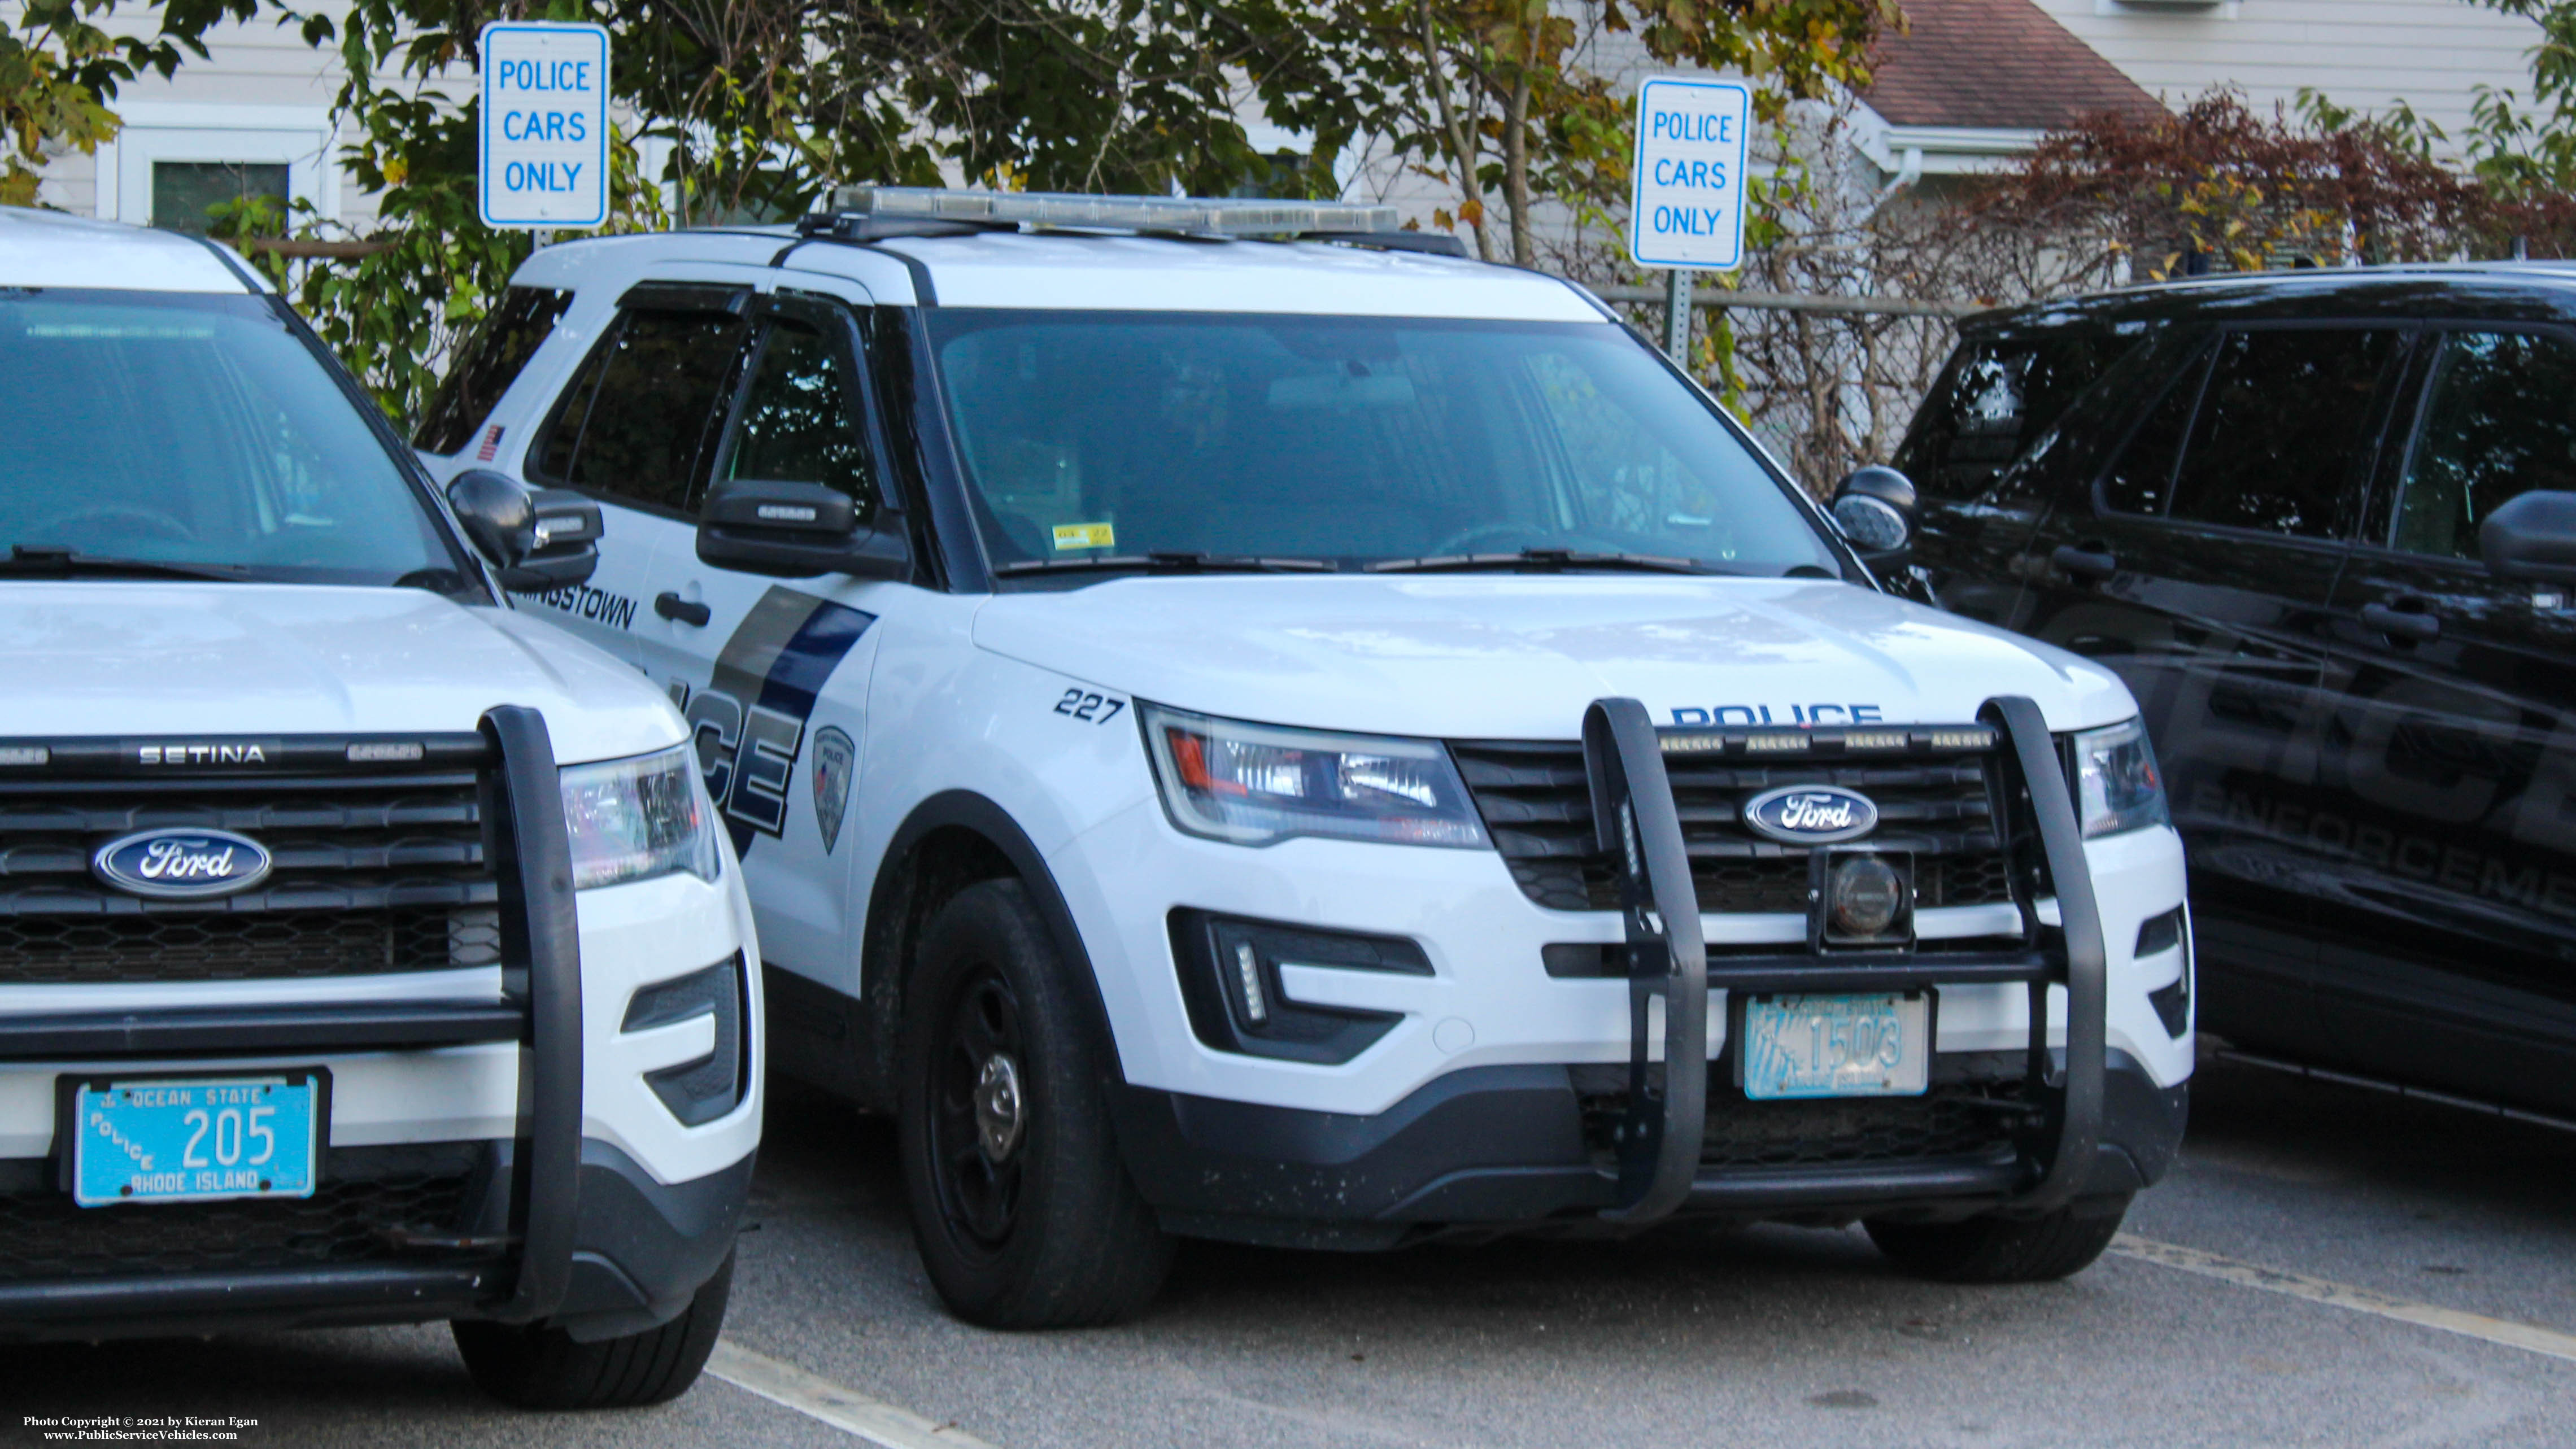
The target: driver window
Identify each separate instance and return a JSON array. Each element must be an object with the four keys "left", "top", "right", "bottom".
[
  {"left": 708, "top": 316, "right": 878, "bottom": 519},
  {"left": 2392, "top": 330, "right": 2576, "bottom": 561}
]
